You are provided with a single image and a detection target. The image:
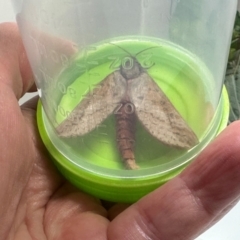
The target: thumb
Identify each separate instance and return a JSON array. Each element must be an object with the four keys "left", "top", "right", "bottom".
[{"left": 108, "top": 121, "right": 240, "bottom": 240}]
